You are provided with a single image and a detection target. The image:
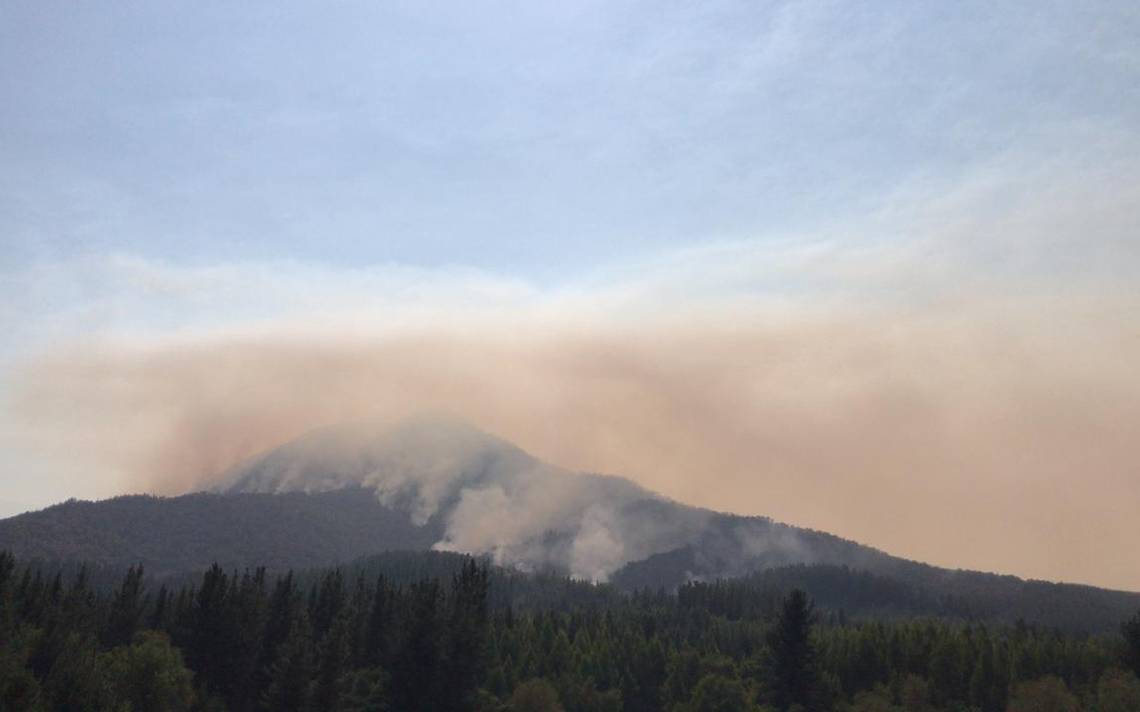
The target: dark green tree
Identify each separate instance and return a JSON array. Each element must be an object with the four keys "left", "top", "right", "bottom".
[
  {"left": 100, "top": 631, "right": 195, "bottom": 712},
  {"left": 685, "top": 673, "right": 752, "bottom": 712},
  {"left": 509, "top": 678, "right": 564, "bottom": 712},
  {"left": 764, "top": 589, "right": 821, "bottom": 711},
  {"left": 1005, "top": 675, "right": 1079, "bottom": 712},
  {"left": 1097, "top": 668, "right": 1140, "bottom": 712},
  {"left": 314, "top": 611, "right": 353, "bottom": 711},
  {"left": 968, "top": 639, "right": 1001, "bottom": 712},
  {"left": 230, "top": 568, "right": 269, "bottom": 710},
  {"left": 104, "top": 564, "right": 145, "bottom": 648},
  {"left": 257, "top": 571, "right": 299, "bottom": 684},
  {"left": 928, "top": 632, "right": 966, "bottom": 706},
  {"left": 188, "top": 564, "right": 235, "bottom": 698},
  {"left": 625, "top": 637, "right": 667, "bottom": 712},
  {"left": 312, "top": 570, "right": 347, "bottom": 637},
  {"left": 391, "top": 579, "right": 443, "bottom": 710},
  {"left": 363, "top": 574, "right": 393, "bottom": 667},
  {"left": 42, "top": 632, "right": 107, "bottom": 712},
  {"left": 441, "top": 559, "right": 491, "bottom": 711},
  {"left": 339, "top": 666, "right": 389, "bottom": 711},
  {"left": 149, "top": 584, "right": 171, "bottom": 632},
  {"left": 262, "top": 609, "right": 315, "bottom": 712},
  {"left": 1123, "top": 609, "right": 1140, "bottom": 677}
]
